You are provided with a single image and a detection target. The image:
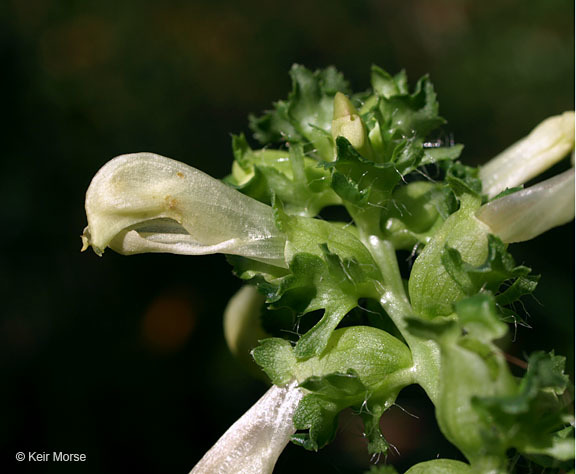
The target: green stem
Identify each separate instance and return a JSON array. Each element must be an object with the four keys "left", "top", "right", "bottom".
[
  {"left": 358, "top": 230, "right": 411, "bottom": 331},
  {"left": 359, "top": 230, "right": 442, "bottom": 402}
]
